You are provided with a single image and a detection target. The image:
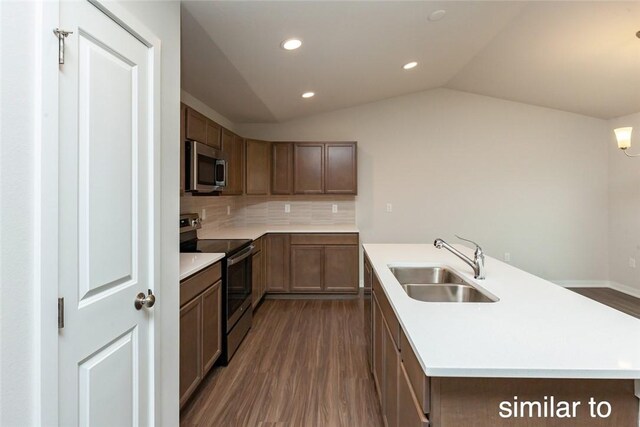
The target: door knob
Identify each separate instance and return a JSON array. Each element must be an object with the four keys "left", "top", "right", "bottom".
[{"left": 135, "top": 289, "right": 156, "bottom": 310}]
